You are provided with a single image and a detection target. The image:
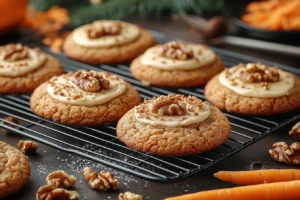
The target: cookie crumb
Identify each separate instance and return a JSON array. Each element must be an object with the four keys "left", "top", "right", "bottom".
[
  {"left": 1, "top": 116, "right": 19, "bottom": 133},
  {"left": 18, "top": 140, "right": 39, "bottom": 153}
]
